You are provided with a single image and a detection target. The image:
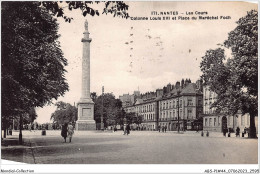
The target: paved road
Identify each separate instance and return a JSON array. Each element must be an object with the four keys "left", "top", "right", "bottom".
[{"left": 1, "top": 130, "right": 258, "bottom": 164}]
